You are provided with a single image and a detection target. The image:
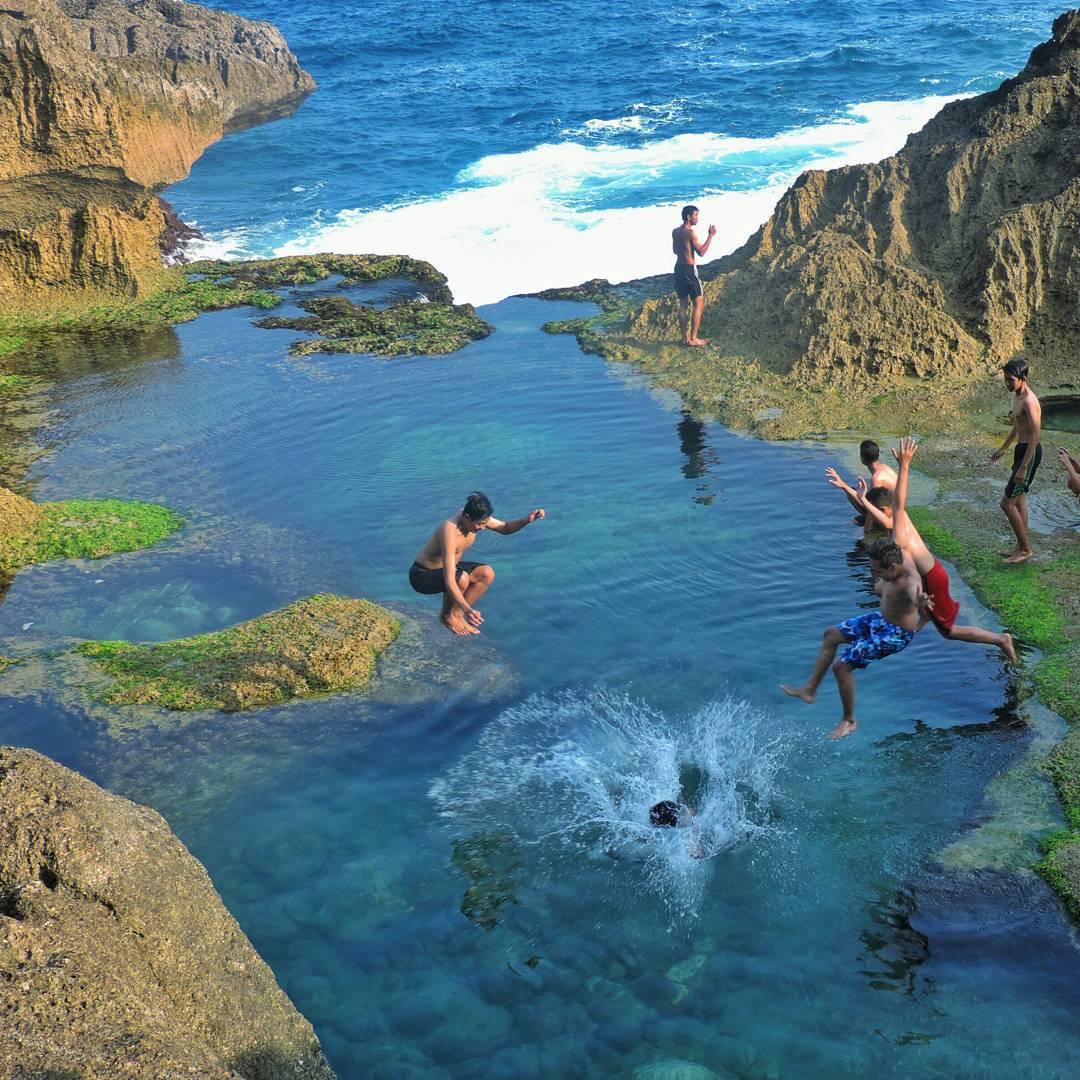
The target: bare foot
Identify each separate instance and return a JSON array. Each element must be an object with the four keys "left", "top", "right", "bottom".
[
  {"left": 1003, "top": 550, "right": 1033, "bottom": 564},
  {"left": 441, "top": 612, "right": 480, "bottom": 636},
  {"left": 689, "top": 337, "right": 709, "bottom": 346},
  {"left": 999, "top": 548, "right": 1020, "bottom": 558},
  {"left": 829, "top": 719, "right": 857, "bottom": 739},
  {"left": 1000, "top": 633, "right": 1017, "bottom": 663},
  {"left": 781, "top": 684, "right": 815, "bottom": 704}
]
